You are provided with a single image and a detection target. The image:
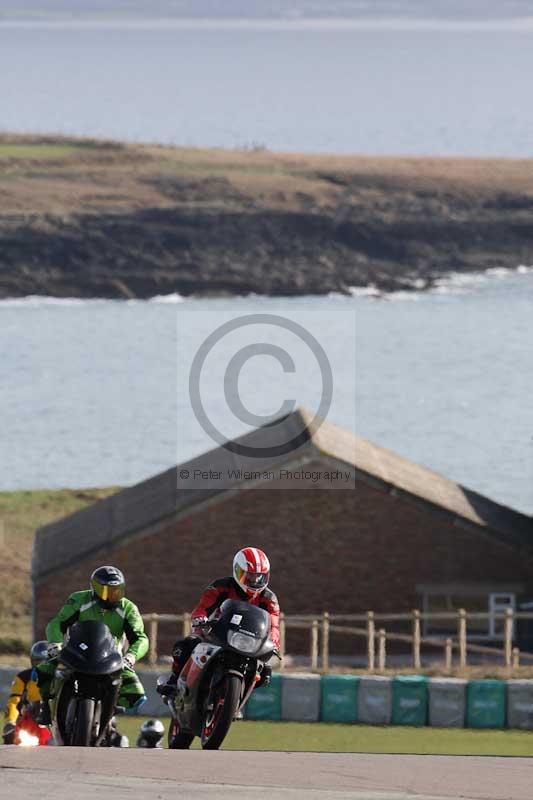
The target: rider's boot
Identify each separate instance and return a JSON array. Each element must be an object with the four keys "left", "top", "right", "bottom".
[
  {"left": 256, "top": 664, "right": 272, "bottom": 689},
  {"left": 37, "top": 701, "right": 52, "bottom": 726},
  {"left": 157, "top": 651, "right": 183, "bottom": 697},
  {"left": 107, "top": 717, "right": 129, "bottom": 747},
  {"left": 157, "top": 637, "right": 200, "bottom": 697},
  {"left": 157, "top": 670, "right": 178, "bottom": 697}
]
